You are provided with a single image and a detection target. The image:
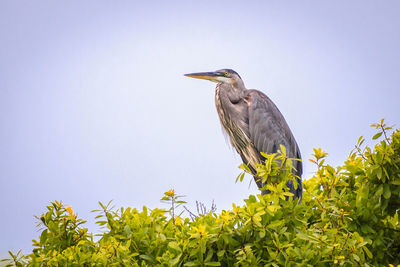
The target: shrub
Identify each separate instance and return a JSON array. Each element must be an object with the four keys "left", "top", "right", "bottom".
[{"left": 2, "top": 120, "right": 400, "bottom": 266}]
